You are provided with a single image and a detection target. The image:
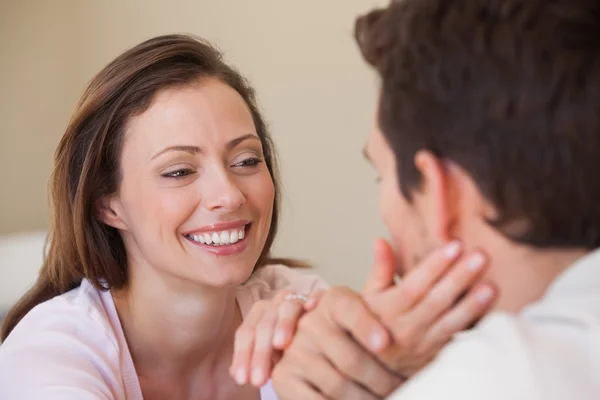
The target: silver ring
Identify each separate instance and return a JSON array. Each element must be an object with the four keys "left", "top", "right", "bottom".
[{"left": 284, "top": 293, "right": 309, "bottom": 303}]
